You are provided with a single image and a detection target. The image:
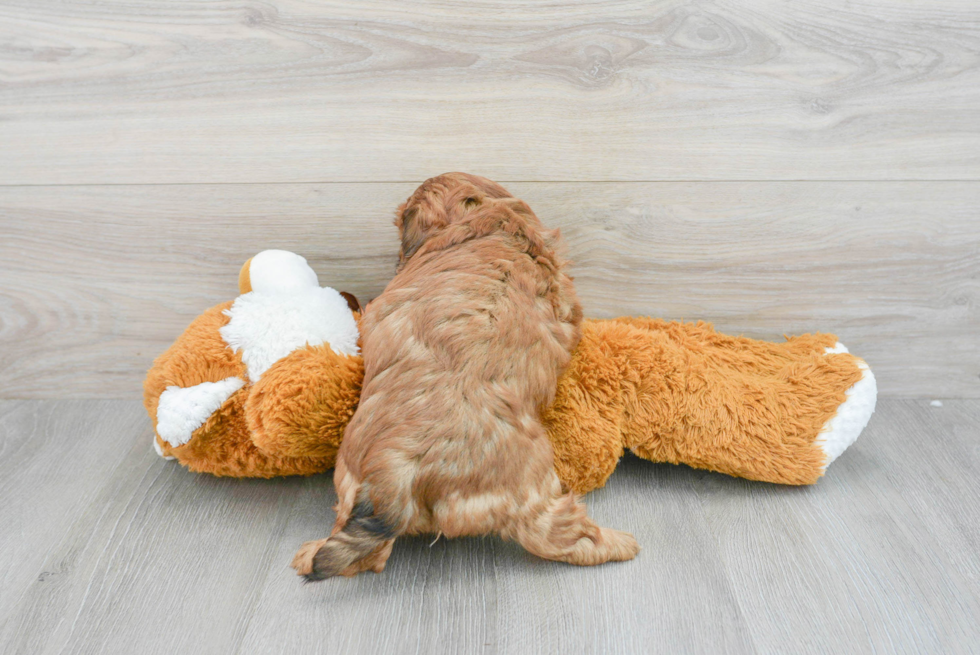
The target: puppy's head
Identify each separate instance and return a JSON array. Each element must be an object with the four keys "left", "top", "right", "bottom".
[{"left": 394, "top": 173, "right": 513, "bottom": 268}]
